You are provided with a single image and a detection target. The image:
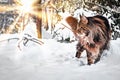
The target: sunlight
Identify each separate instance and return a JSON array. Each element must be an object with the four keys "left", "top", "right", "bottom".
[
  {"left": 16, "top": 0, "right": 35, "bottom": 13},
  {"left": 0, "top": 0, "right": 42, "bottom": 34},
  {"left": 5, "top": 0, "right": 40, "bottom": 33}
]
